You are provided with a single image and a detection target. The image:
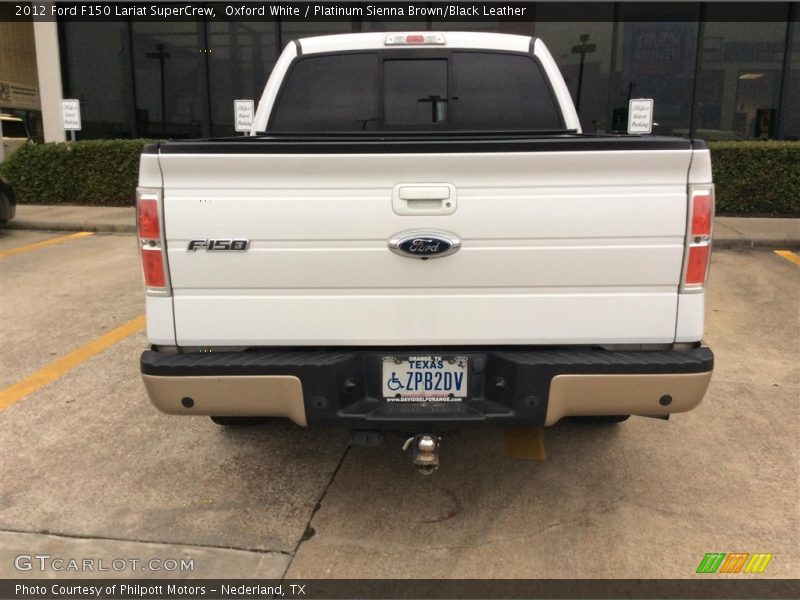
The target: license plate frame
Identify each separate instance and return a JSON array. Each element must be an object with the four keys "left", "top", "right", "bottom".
[{"left": 381, "top": 355, "right": 468, "bottom": 401}]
